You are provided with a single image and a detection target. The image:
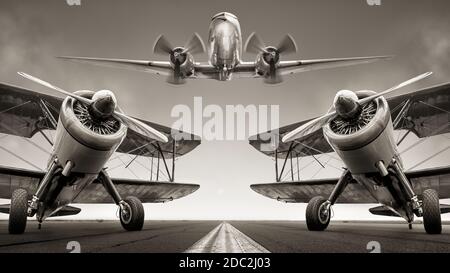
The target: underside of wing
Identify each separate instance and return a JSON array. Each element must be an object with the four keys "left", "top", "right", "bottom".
[
  {"left": 251, "top": 179, "right": 376, "bottom": 204},
  {"left": 0, "top": 166, "right": 43, "bottom": 199},
  {"left": 73, "top": 179, "right": 200, "bottom": 204},
  {"left": 0, "top": 82, "right": 201, "bottom": 158},
  {"left": 249, "top": 82, "right": 450, "bottom": 160},
  {"left": 389, "top": 82, "right": 450, "bottom": 138},
  {"left": 231, "top": 62, "right": 258, "bottom": 78},
  {"left": 249, "top": 119, "right": 333, "bottom": 159},
  {"left": 0, "top": 82, "right": 62, "bottom": 138},
  {"left": 251, "top": 167, "right": 450, "bottom": 204},
  {"left": 407, "top": 167, "right": 450, "bottom": 199},
  {"left": 0, "top": 165, "right": 200, "bottom": 204},
  {"left": 278, "top": 56, "right": 392, "bottom": 76},
  {"left": 58, "top": 56, "right": 172, "bottom": 76}
]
